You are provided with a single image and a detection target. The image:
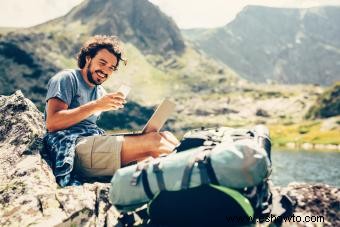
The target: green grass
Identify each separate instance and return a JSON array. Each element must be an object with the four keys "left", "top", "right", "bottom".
[{"left": 269, "top": 121, "right": 340, "bottom": 148}]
